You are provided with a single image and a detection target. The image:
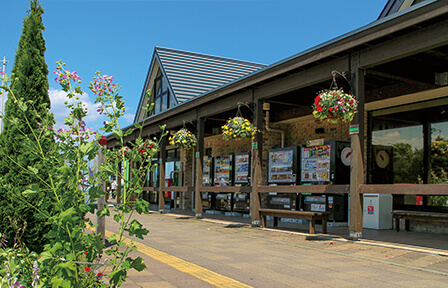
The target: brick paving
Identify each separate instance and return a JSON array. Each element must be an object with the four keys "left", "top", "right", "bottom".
[{"left": 99, "top": 207, "right": 448, "bottom": 287}]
